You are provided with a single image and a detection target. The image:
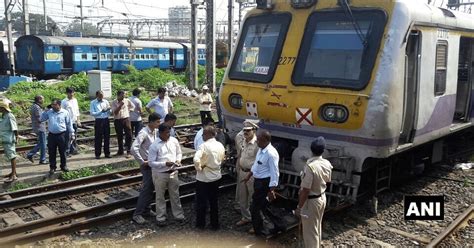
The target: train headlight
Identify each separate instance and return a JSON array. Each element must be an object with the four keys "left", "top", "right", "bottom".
[
  {"left": 320, "top": 104, "right": 349, "bottom": 123},
  {"left": 291, "top": 0, "right": 317, "bottom": 9},
  {"left": 229, "top": 93, "right": 243, "bottom": 109}
]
